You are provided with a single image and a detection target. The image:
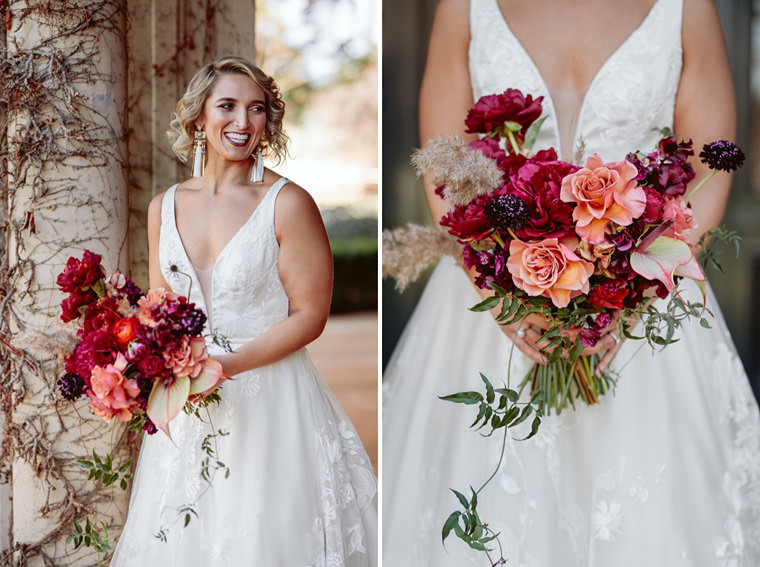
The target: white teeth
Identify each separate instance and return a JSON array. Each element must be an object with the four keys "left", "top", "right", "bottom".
[{"left": 225, "top": 133, "right": 250, "bottom": 142}]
